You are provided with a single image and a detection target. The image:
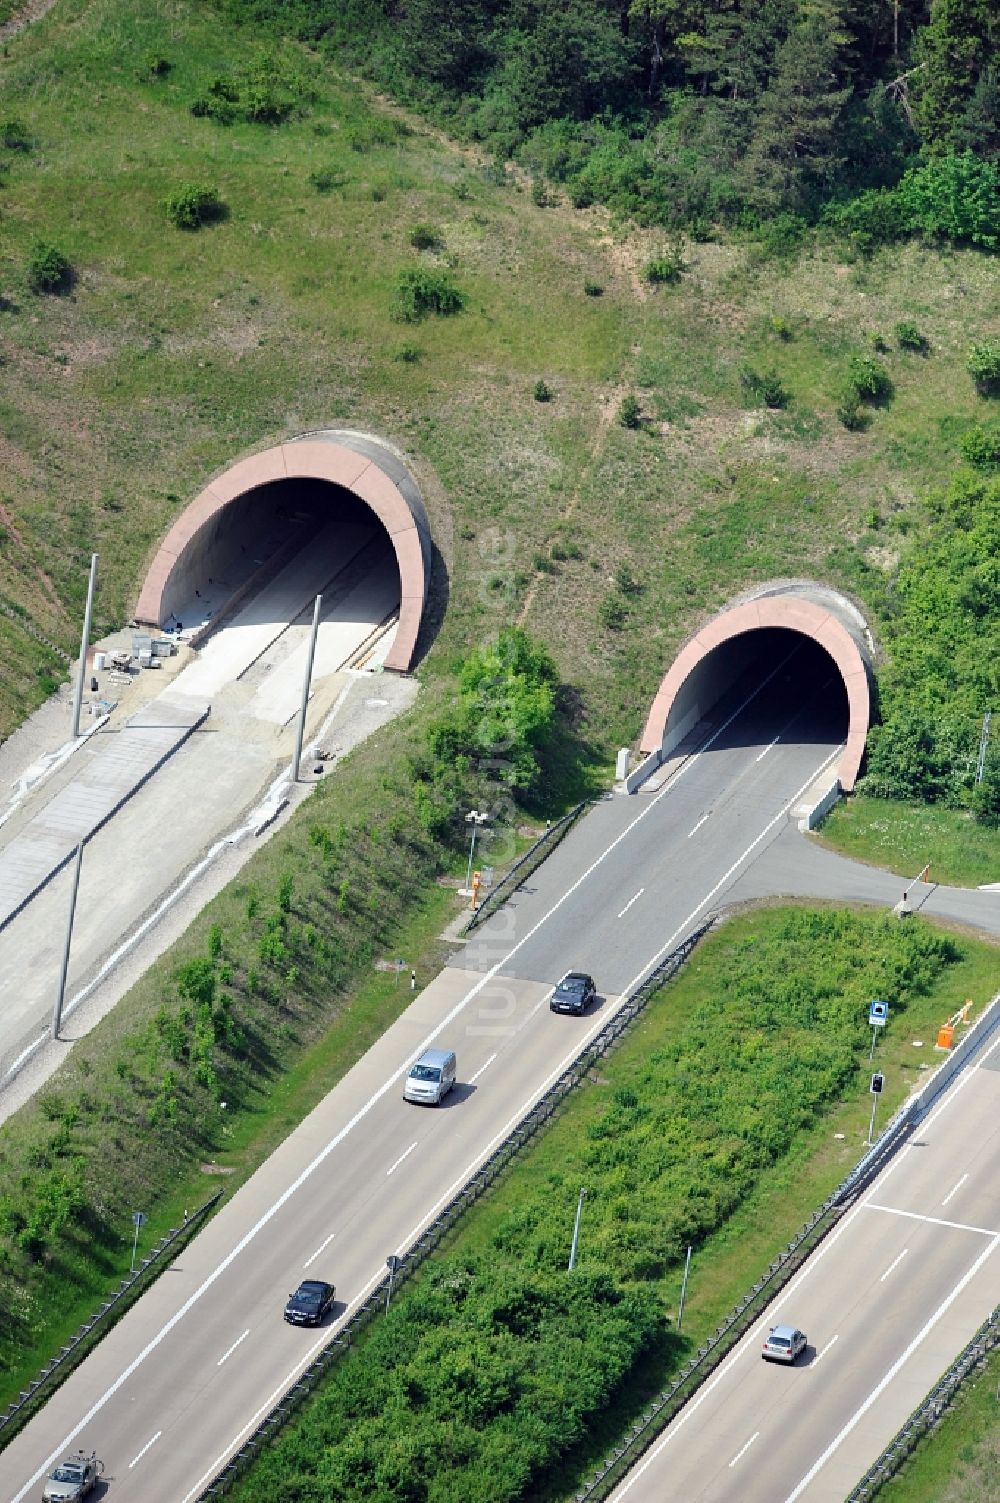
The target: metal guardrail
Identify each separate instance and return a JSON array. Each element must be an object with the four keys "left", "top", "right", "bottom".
[
  {"left": 845, "top": 1302, "right": 1000, "bottom": 1502},
  {"left": 197, "top": 920, "right": 717, "bottom": 1498},
  {"left": 462, "top": 799, "right": 591, "bottom": 933},
  {"left": 0, "top": 1190, "right": 223, "bottom": 1448}
]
